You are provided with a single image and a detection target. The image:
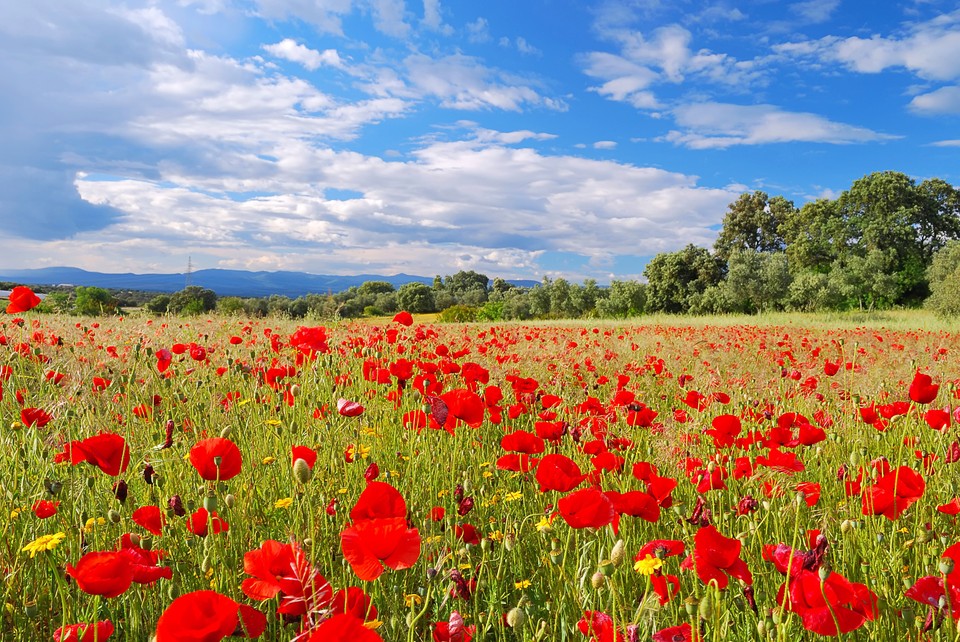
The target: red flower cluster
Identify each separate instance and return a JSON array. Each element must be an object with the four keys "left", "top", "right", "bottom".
[{"left": 340, "top": 481, "right": 421, "bottom": 581}]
